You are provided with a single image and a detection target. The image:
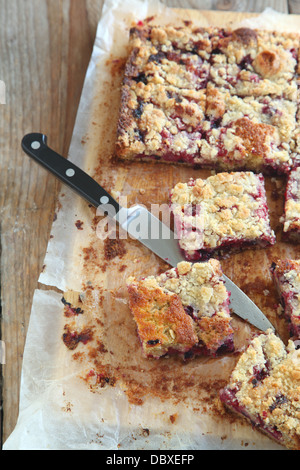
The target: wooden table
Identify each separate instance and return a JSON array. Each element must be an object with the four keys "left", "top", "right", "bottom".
[{"left": 1, "top": 0, "right": 299, "bottom": 448}]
